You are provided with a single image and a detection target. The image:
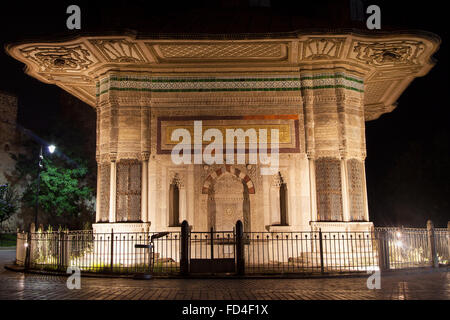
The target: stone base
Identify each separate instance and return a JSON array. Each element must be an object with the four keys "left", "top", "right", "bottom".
[
  {"left": 310, "top": 221, "right": 374, "bottom": 233},
  {"left": 92, "top": 222, "right": 151, "bottom": 234}
]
